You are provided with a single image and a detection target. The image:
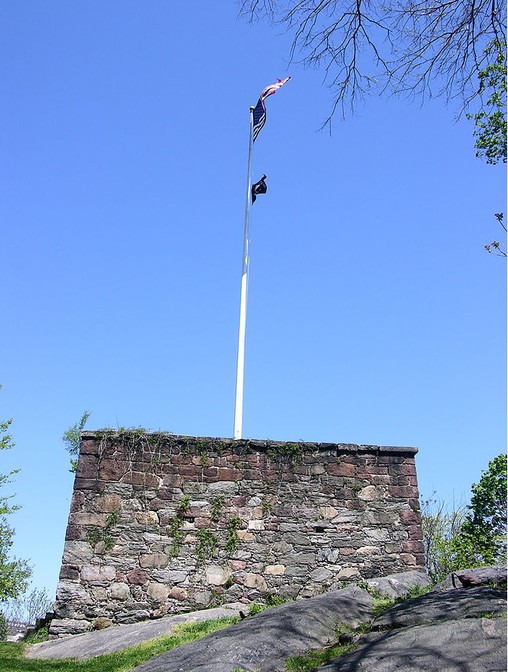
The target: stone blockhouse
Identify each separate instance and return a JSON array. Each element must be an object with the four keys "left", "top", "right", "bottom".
[{"left": 51, "top": 430, "right": 425, "bottom": 636}]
